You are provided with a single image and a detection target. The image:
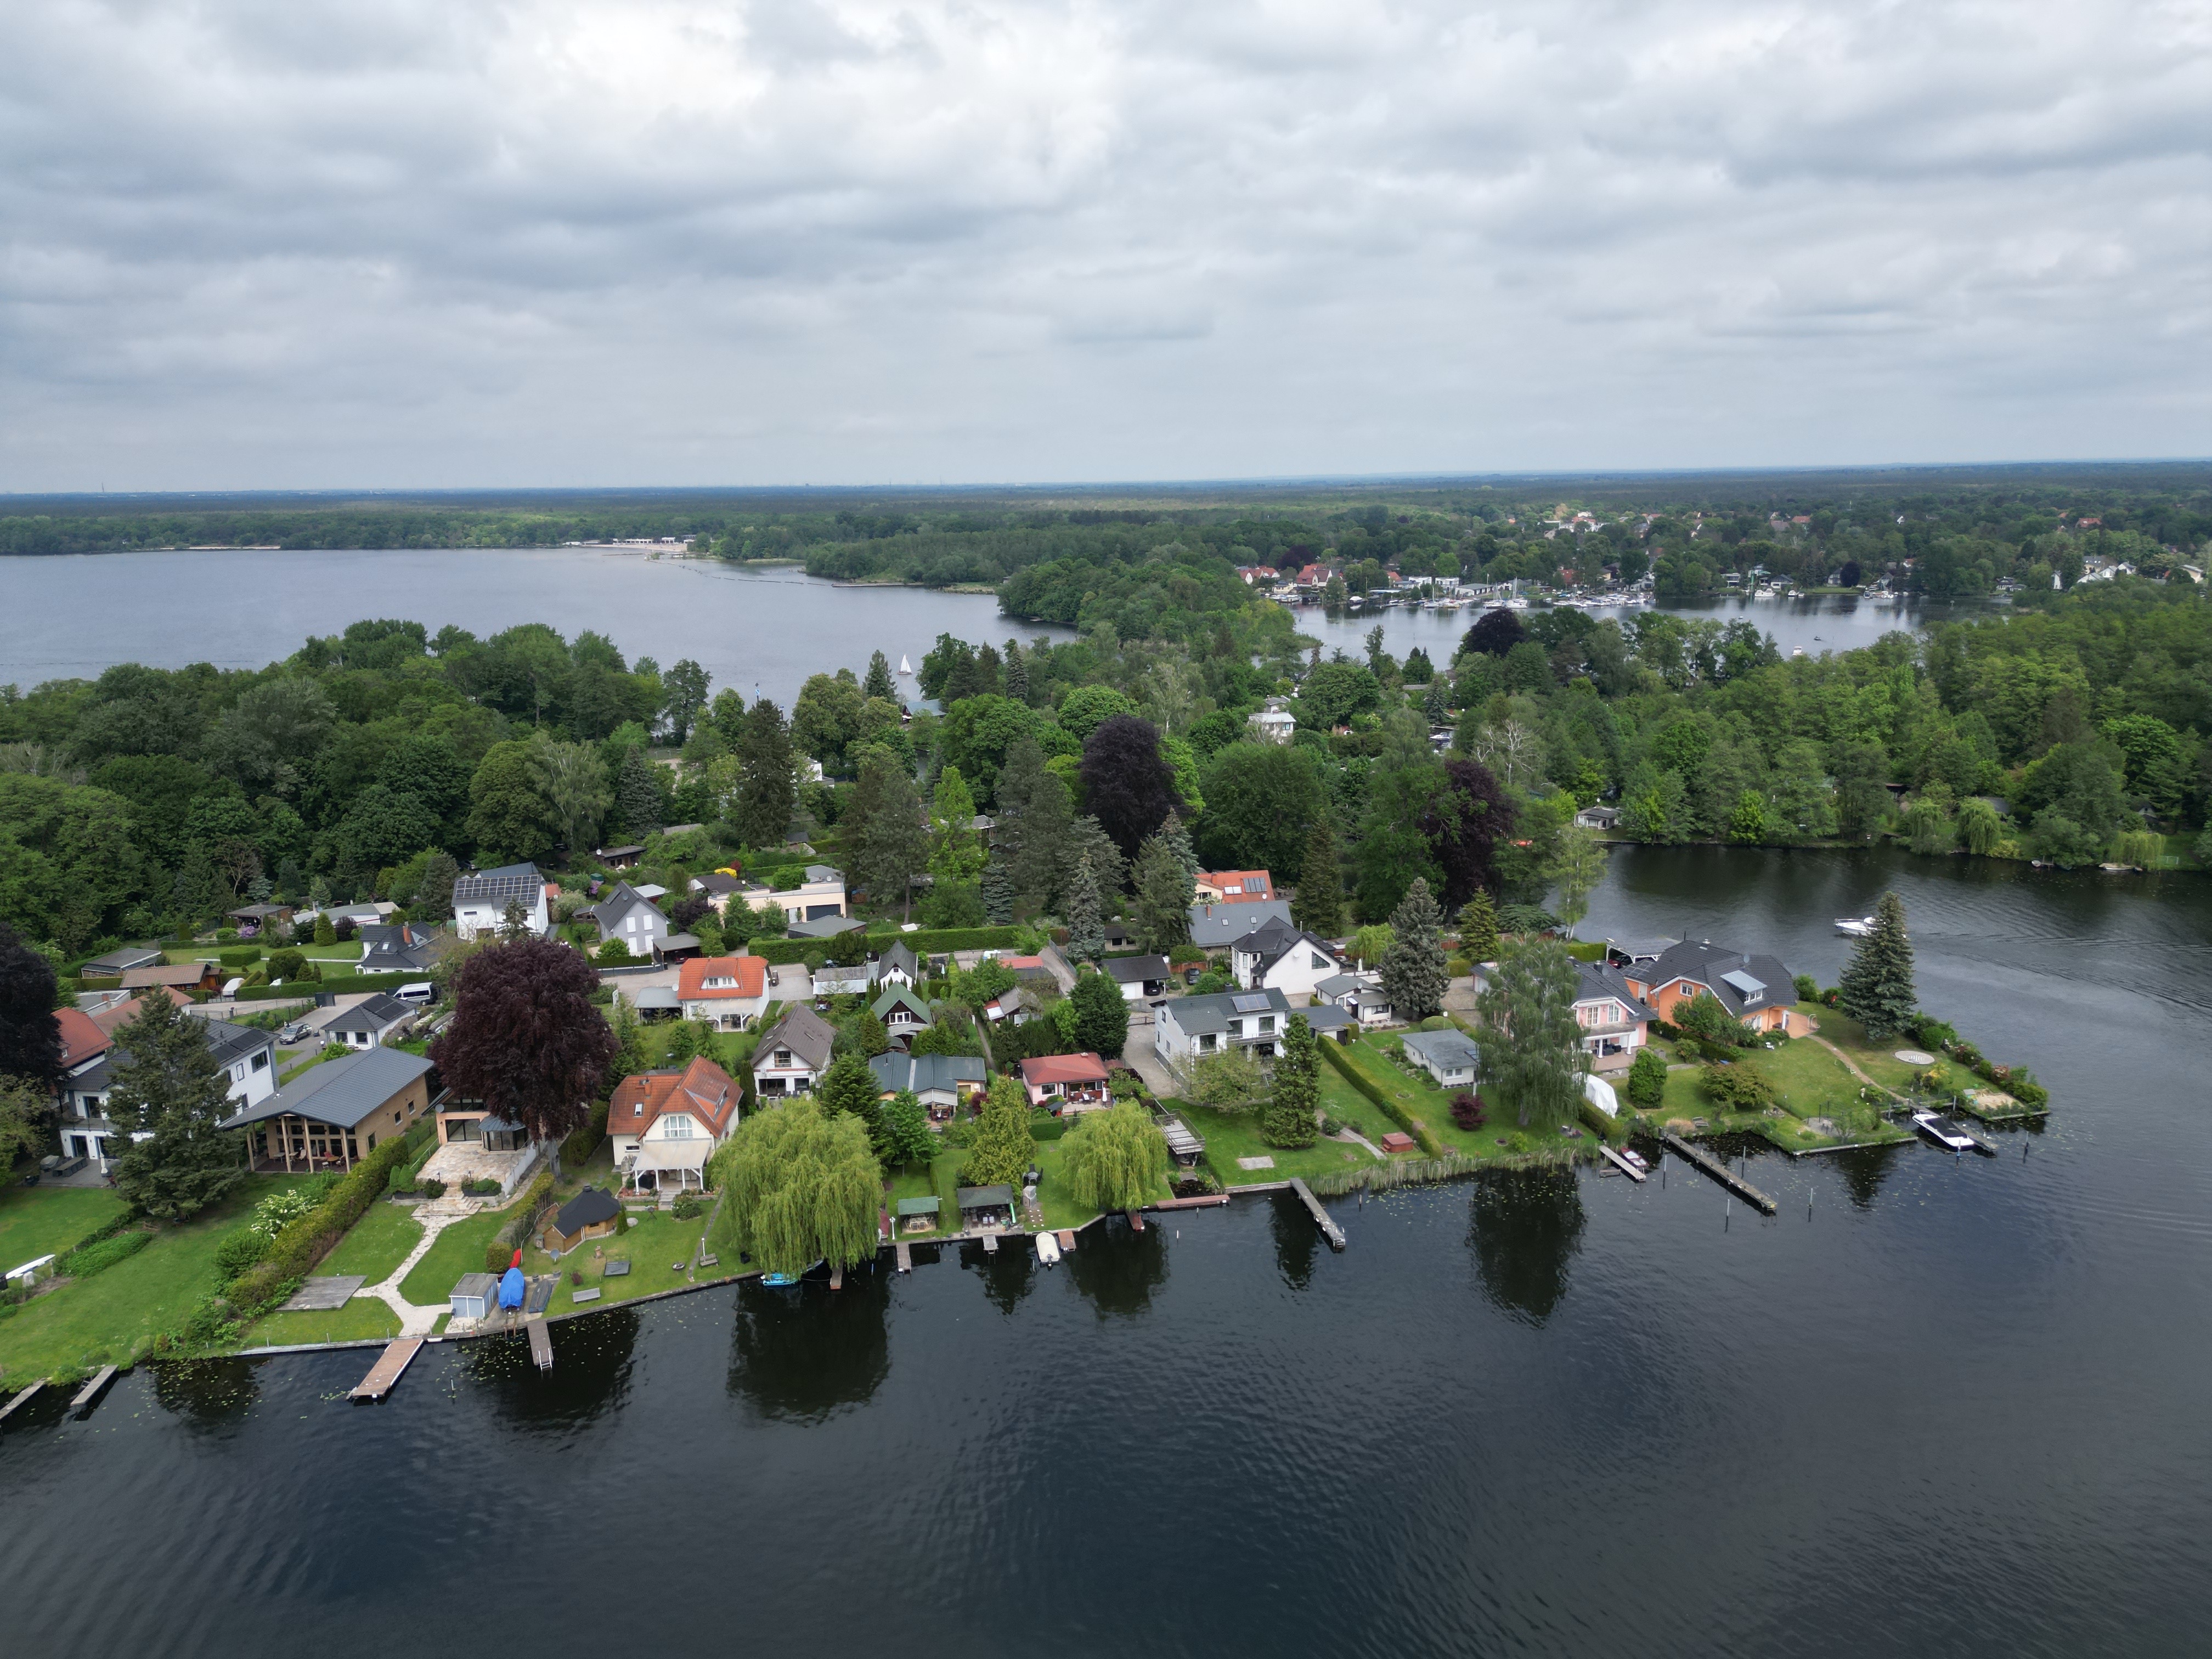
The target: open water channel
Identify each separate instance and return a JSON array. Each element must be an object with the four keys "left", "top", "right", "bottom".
[{"left": 3, "top": 845, "right": 2207, "bottom": 1657}]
